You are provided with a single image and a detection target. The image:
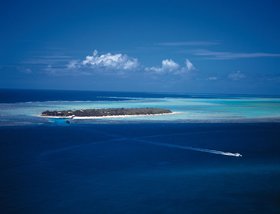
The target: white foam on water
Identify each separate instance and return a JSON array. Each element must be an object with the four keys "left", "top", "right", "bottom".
[{"left": 136, "top": 140, "right": 242, "bottom": 157}]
